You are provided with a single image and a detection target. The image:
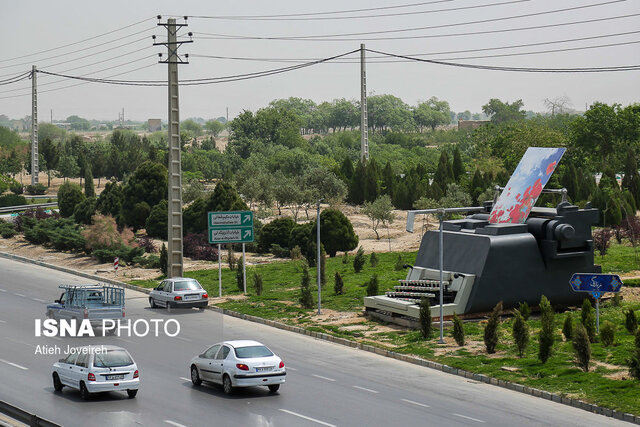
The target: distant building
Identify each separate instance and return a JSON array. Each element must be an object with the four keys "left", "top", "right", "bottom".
[
  {"left": 458, "top": 120, "right": 489, "bottom": 131},
  {"left": 148, "top": 119, "right": 162, "bottom": 132}
]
